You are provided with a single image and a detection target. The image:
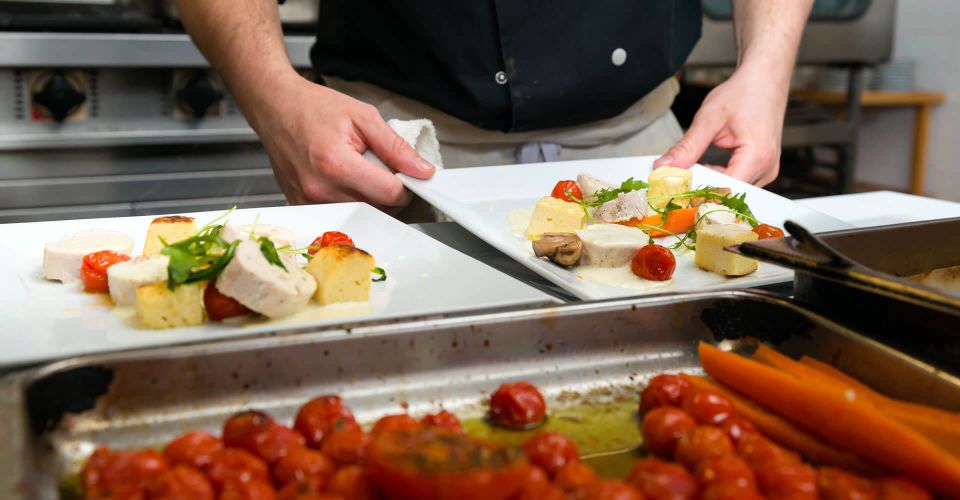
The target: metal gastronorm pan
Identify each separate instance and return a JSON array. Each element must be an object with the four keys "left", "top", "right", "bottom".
[{"left": 2, "top": 290, "right": 959, "bottom": 499}]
